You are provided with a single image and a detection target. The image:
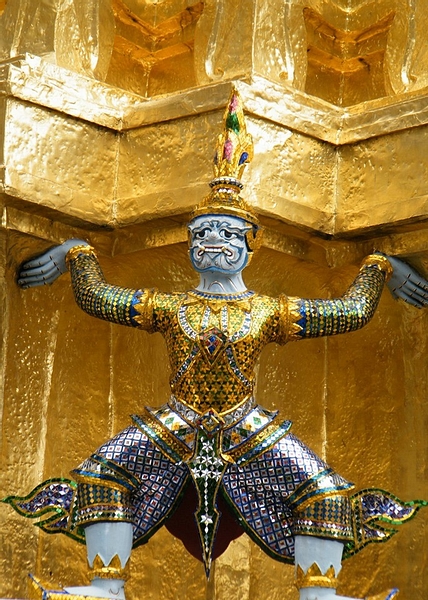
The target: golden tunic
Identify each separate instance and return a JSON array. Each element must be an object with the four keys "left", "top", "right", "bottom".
[{"left": 66, "top": 246, "right": 390, "bottom": 415}]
